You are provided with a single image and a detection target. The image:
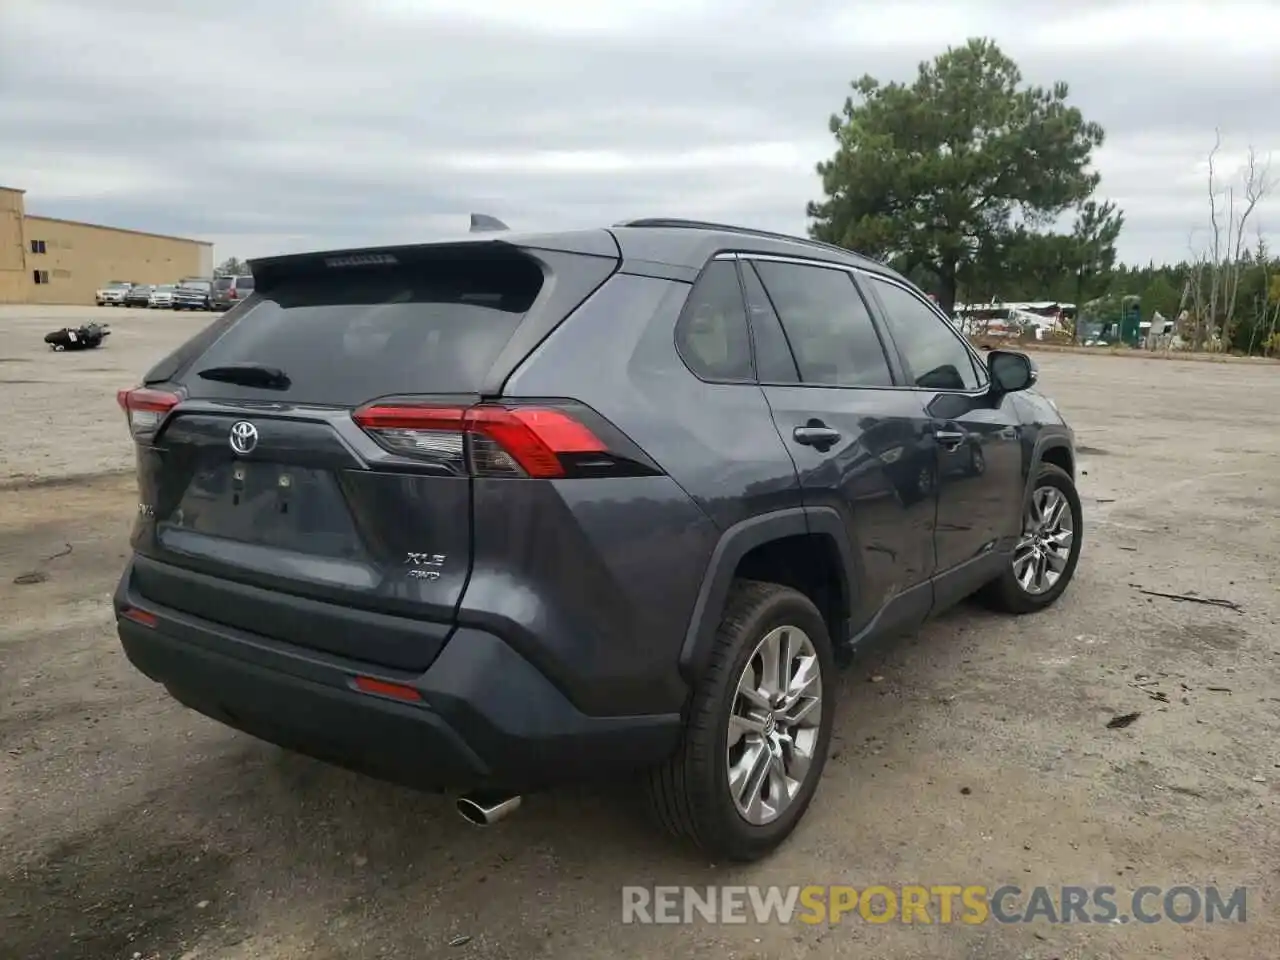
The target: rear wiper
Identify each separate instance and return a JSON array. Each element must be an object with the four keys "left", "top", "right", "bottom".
[{"left": 196, "top": 363, "right": 291, "bottom": 390}]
